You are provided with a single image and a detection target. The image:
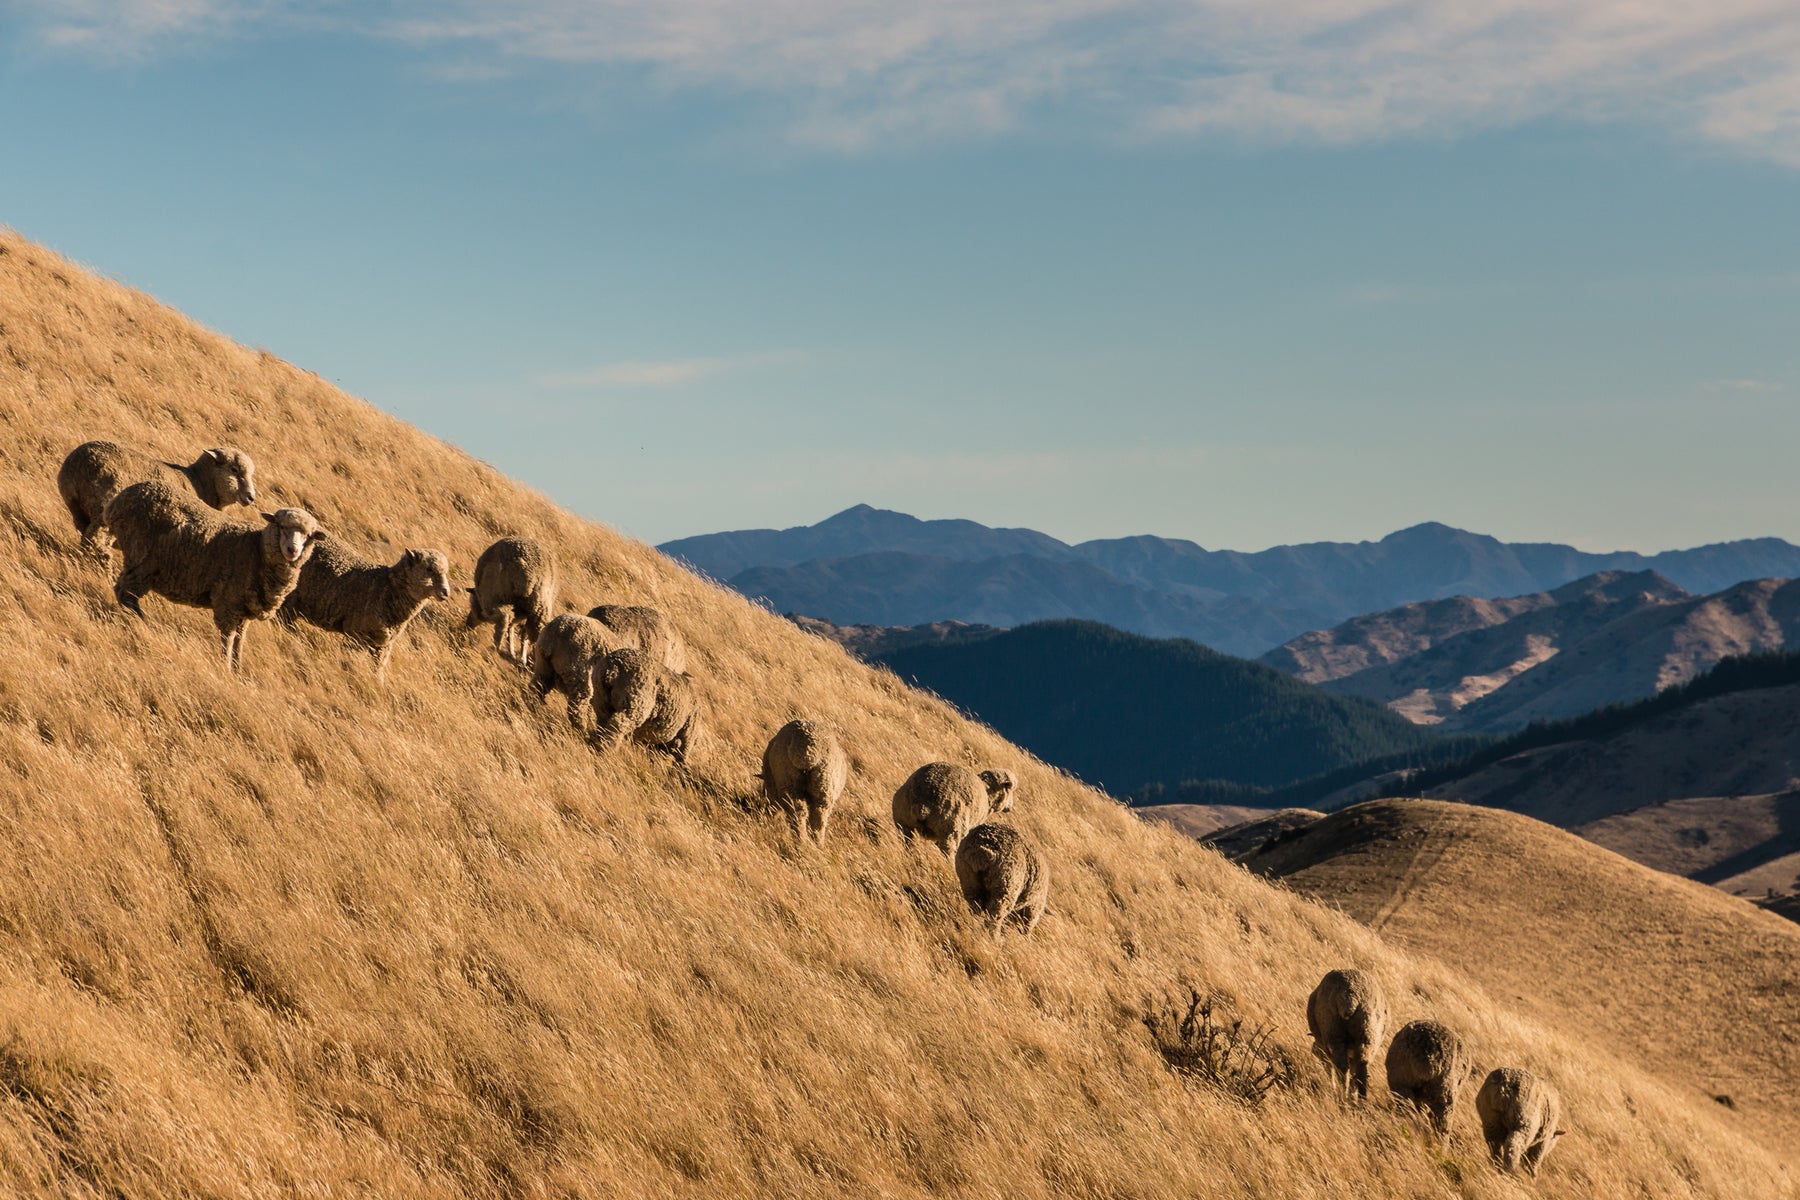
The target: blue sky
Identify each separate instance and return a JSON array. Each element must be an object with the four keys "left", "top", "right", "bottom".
[{"left": 3, "top": 1, "right": 1798, "bottom": 551}]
